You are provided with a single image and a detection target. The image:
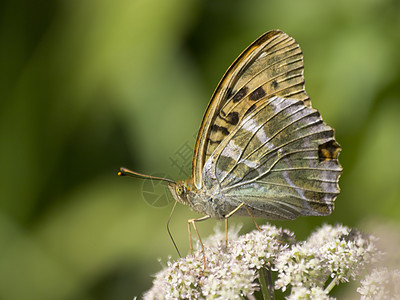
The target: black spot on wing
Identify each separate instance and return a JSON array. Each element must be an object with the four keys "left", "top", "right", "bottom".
[
  {"left": 227, "top": 112, "right": 239, "bottom": 125},
  {"left": 232, "top": 86, "right": 248, "bottom": 103},
  {"left": 272, "top": 80, "right": 278, "bottom": 89},
  {"left": 219, "top": 111, "right": 239, "bottom": 125},
  {"left": 211, "top": 124, "right": 230, "bottom": 135},
  {"left": 249, "top": 87, "right": 266, "bottom": 101},
  {"left": 318, "top": 140, "right": 341, "bottom": 162}
]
